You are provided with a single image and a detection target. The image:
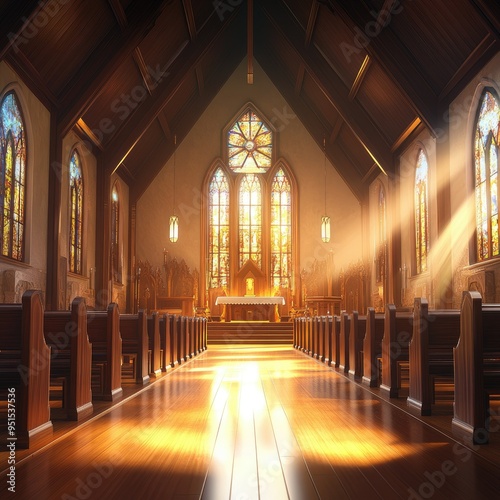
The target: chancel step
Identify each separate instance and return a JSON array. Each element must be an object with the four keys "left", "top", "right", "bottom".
[{"left": 207, "top": 321, "right": 293, "bottom": 345}]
